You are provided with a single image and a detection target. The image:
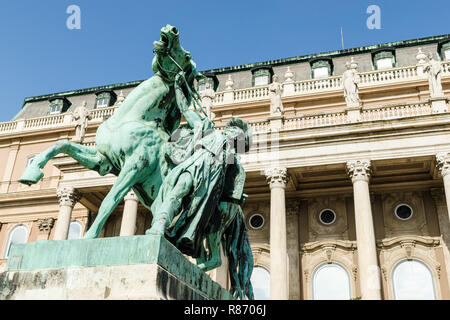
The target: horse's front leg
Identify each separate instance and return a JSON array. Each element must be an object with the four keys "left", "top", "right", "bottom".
[
  {"left": 19, "top": 140, "right": 113, "bottom": 186},
  {"left": 83, "top": 162, "right": 141, "bottom": 239}
]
